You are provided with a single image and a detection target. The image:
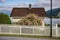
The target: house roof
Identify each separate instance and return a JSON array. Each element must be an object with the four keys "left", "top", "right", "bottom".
[{"left": 10, "top": 7, "right": 47, "bottom": 17}]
